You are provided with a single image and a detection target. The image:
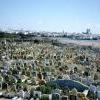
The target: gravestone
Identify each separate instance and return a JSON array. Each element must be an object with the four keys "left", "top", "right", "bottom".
[
  {"left": 69, "top": 95, "right": 77, "bottom": 100},
  {"left": 52, "top": 93, "right": 60, "bottom": 100},
  {"left": 61, "top": 96, "right": 68, "bottom": 100},
  {"left": 2, "top": 82, "right": 8, "bottom": 90}
]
